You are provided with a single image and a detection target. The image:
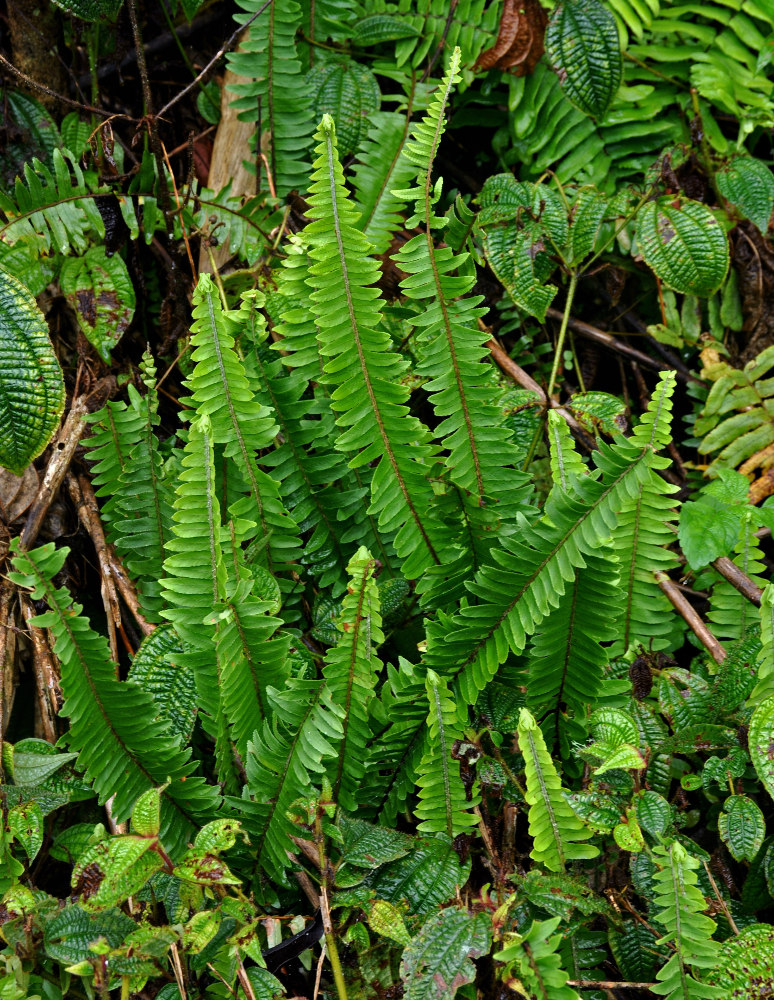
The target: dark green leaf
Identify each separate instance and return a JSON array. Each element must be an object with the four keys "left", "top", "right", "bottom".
[{"left": 546, "top": 0, "right": 623, "bottom": 118}]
